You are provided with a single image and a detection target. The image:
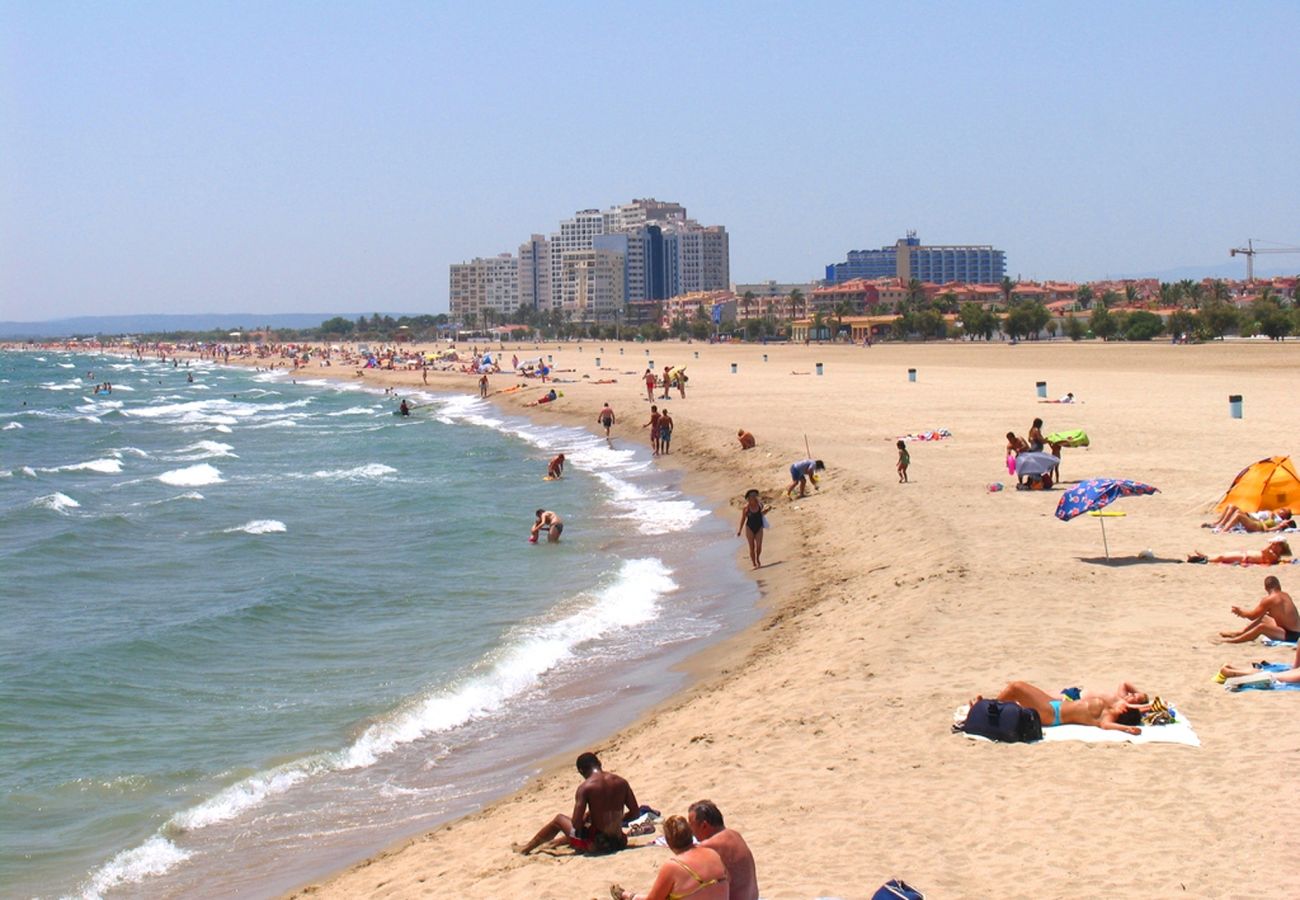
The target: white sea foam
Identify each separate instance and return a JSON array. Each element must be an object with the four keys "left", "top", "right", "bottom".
[
  {"left": 20, "top": 466, "right": 37, "bottom": 478},
  {"left": 40, "top": 458, "right": 123, "bottom": 474},
  {"left": 306, "top": 463, "right": 397, "bottom": 480},
  {"left": 223, "top": 519, "right": 286, "bottom": 535},
  {"left": 81, "top": 834, "right": 191, "bottom": 899},
  {"left": 57, "top": 362, "right": 76, "bottom": 368},
  {"left": 158, "top": 463, "right": 224, "bottom": 487},
  {"left": 169, "top": 440, "right": 237, "bottom": 461},
  {"left": 33, "top": 492, "right": 80, "bottom": 513},
  {"left": 3, "top": 422, "right": 21, "bottom": 430},
  {"left": 341, "top": 556, "right": 675, "bottom": 768},
  {"left": 326, "top": 406, "right": 376, "bottom": 417},
  {"left": 594, "top": 472, "right": 709, "bottom": 534},
  {"left": 111, "top": 446, "right": 151, "bottom": 459},
  {"left": 150, "top": 558, "right": 675, "bottom": 842}
]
